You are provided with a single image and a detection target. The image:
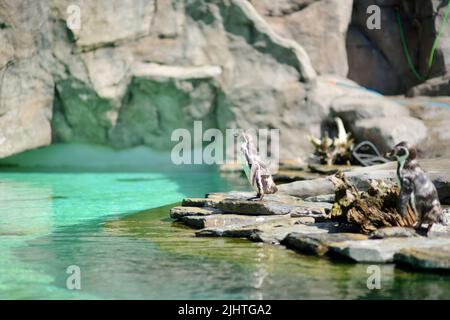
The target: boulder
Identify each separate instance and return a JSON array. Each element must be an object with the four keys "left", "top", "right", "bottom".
[
  {"left": 329, "top": 95, "right": 429, "bottom": 153},
  {"left": 407, "top": 74, "right": 450, "bottom": 97},
  {"left": 329, "top": 237, "right": 450, "bottom": 263},
  {"left": 283, "top": 232, "right": 368, "bottom": 256},
  {"left": 352, "top": 116, "right": 428, "bottom": 153},
  {"left": 394, "top": 245, "right": 450, "bottom": 270}
]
